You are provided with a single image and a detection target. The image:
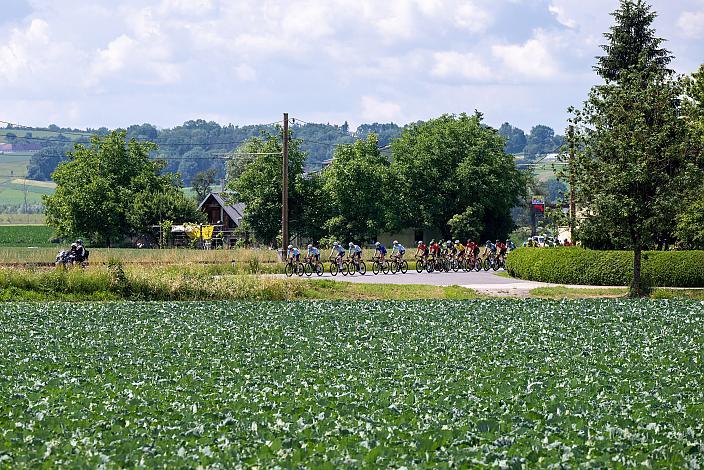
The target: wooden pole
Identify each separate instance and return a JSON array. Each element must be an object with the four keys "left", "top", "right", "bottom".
[
  {"left": 568, "top": 124, "right": 576, "bottom": 242},
  {"left": 282, "top": 113, "right": 289, "bottom": 252}
]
